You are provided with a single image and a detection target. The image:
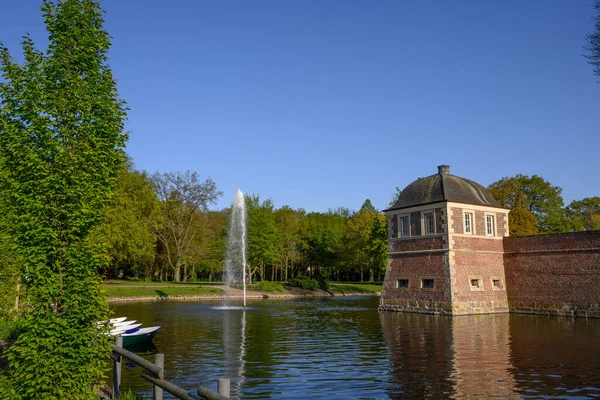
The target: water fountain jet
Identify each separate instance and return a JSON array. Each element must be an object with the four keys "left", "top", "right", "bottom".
[{"left": 222, "top": 189, "right": 248, "bottom": 309}]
